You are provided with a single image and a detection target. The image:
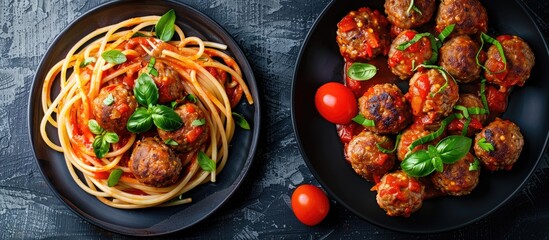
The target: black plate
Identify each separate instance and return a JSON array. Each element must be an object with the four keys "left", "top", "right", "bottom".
[
  {"left": 292, "top": 0, "right": 549, "bottom": 234},
  {"left": 28, "top": 0, "right": 260, "bottom": 236}
]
